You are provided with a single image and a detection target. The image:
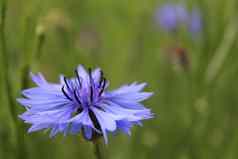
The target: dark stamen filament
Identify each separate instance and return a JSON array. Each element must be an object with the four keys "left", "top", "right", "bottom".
[
  {"left": 75, "top": 69, "right": 82, "bottom": 88},
  {"left": 99, "top": 78, "right": 106, "bottom": 96},
  {"left": 76, "top": 107, "right": 83, "bottom": 114},
  {"left": 90, "top": 86, "right": 94, "bottom": 102},
  {"left": 63, "top": 77, "right": 71, "bottom": 91},
  {"left": 94, "top": 105, "right": 105, "bottom": 111},
  {"left": 73, "top": 90, "right": 82, "bottom": 105},
  {"left": 88, "top": 68, "right": 94, "bottom": 102},
  {"left": 89, "top": 109, "right": 101, "bottom": 131},
  {"left": 62, "top": 86, "right": 72, "bottom": 101},
  {"left": 99, "top": 70, "right": 104, "bottom": 88},
  {"left": 88, "top": 68, "right": 93, "bottom": 84}
]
